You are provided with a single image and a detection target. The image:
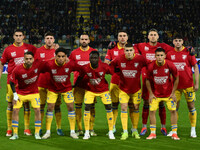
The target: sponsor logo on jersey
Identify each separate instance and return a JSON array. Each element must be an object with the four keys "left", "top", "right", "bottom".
[
  {"left": 144, "top": 46, "right": 149, "bottom": 51},
  {"left": 173, "top": 62, "right": 186, "bottom": 71},
  {"left": 14, "top": 57, "right": 24, "bottom": 65},
  {"left": 24, "top": 49, "right": 28, "bottom": 53},
  {"left": 182, "top": 55, "right": 187, "bottom": 60},
  {"left": 34, "top": 69, "right": 38, "bottom": 73},
  {"left": 11, "top": 52, "right": 16, "bottom": 57},
  {"left": 22, "top": 73, "right": 28, "bottom": 78},
  {"left": 154, "top": 76, "right": 168, "bottom": 85},
  {"left": 51, "top": 69, "right": 57, "bottom": 74},
  {"left": 65, "top": 68, "right": 69, "bottom": 73},
  {"left": 87, "top": 73, "right": 92, "bottom": 77},
  {"left": 40, "top": 53, "right": 45, "bottom": 58},
  {"left": 122, "top": 70, "right": 137, "bottom": 78},
  {"left": 114, "top": 51, "right": 118, "bottom": 56},
  {"left": 121, "top": 63, "right": 126, "bottom": 68},
  {"left": 24, "top": 75, "right": 38, "bottom": 84},
  {"left": 76, "top": 55, "right": 81, "bottom": 60},
  {"left": 99, "top": 72, "right": 103, "bottom": 76},
  {"left": 153, "top": 70, "right": 157, "bottom": 74},
  {"left": 164, "top": 69, "right": 169, "bottom": 74},
  {"left": 53, "top": 75, "right": 68, "bottom": 83},
  {"left": 78, "top": 61, "right": 90, "bottom": 66},
  {"left": 134, "top": 63, "right": 139, "bottom": 68},
  {"left": 146, "top": 53, "right": 155, "bottom": 61},
  {"left": 171, "top": 55, "right": 175, "bottom": 60},
  {"left": 90, "top": 78, "right": 101, "bottom": 85}
]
